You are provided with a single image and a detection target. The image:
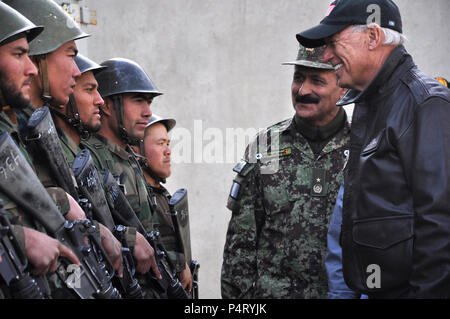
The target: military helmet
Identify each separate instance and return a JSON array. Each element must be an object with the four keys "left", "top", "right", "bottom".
[
  {"left": 4, "top": 0, "right": 90, "bottom": 56},
  {"left": 96, "top": 58, "right": 163, "bottom": 98},
  {"left": 146, "top": 114, "right": 176, "bottom": 133},
  {"left": 59, "top": 54, "right": 106, "bottom": 140},
  {"left": 75, "top": 54, "right": 106, "bottom": 75},
  {"left": 0, "top": 2, "right": 43, "bottom": 46},
  {"left": 282, "top": 44, "right": 333, "bottom": 70}
]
